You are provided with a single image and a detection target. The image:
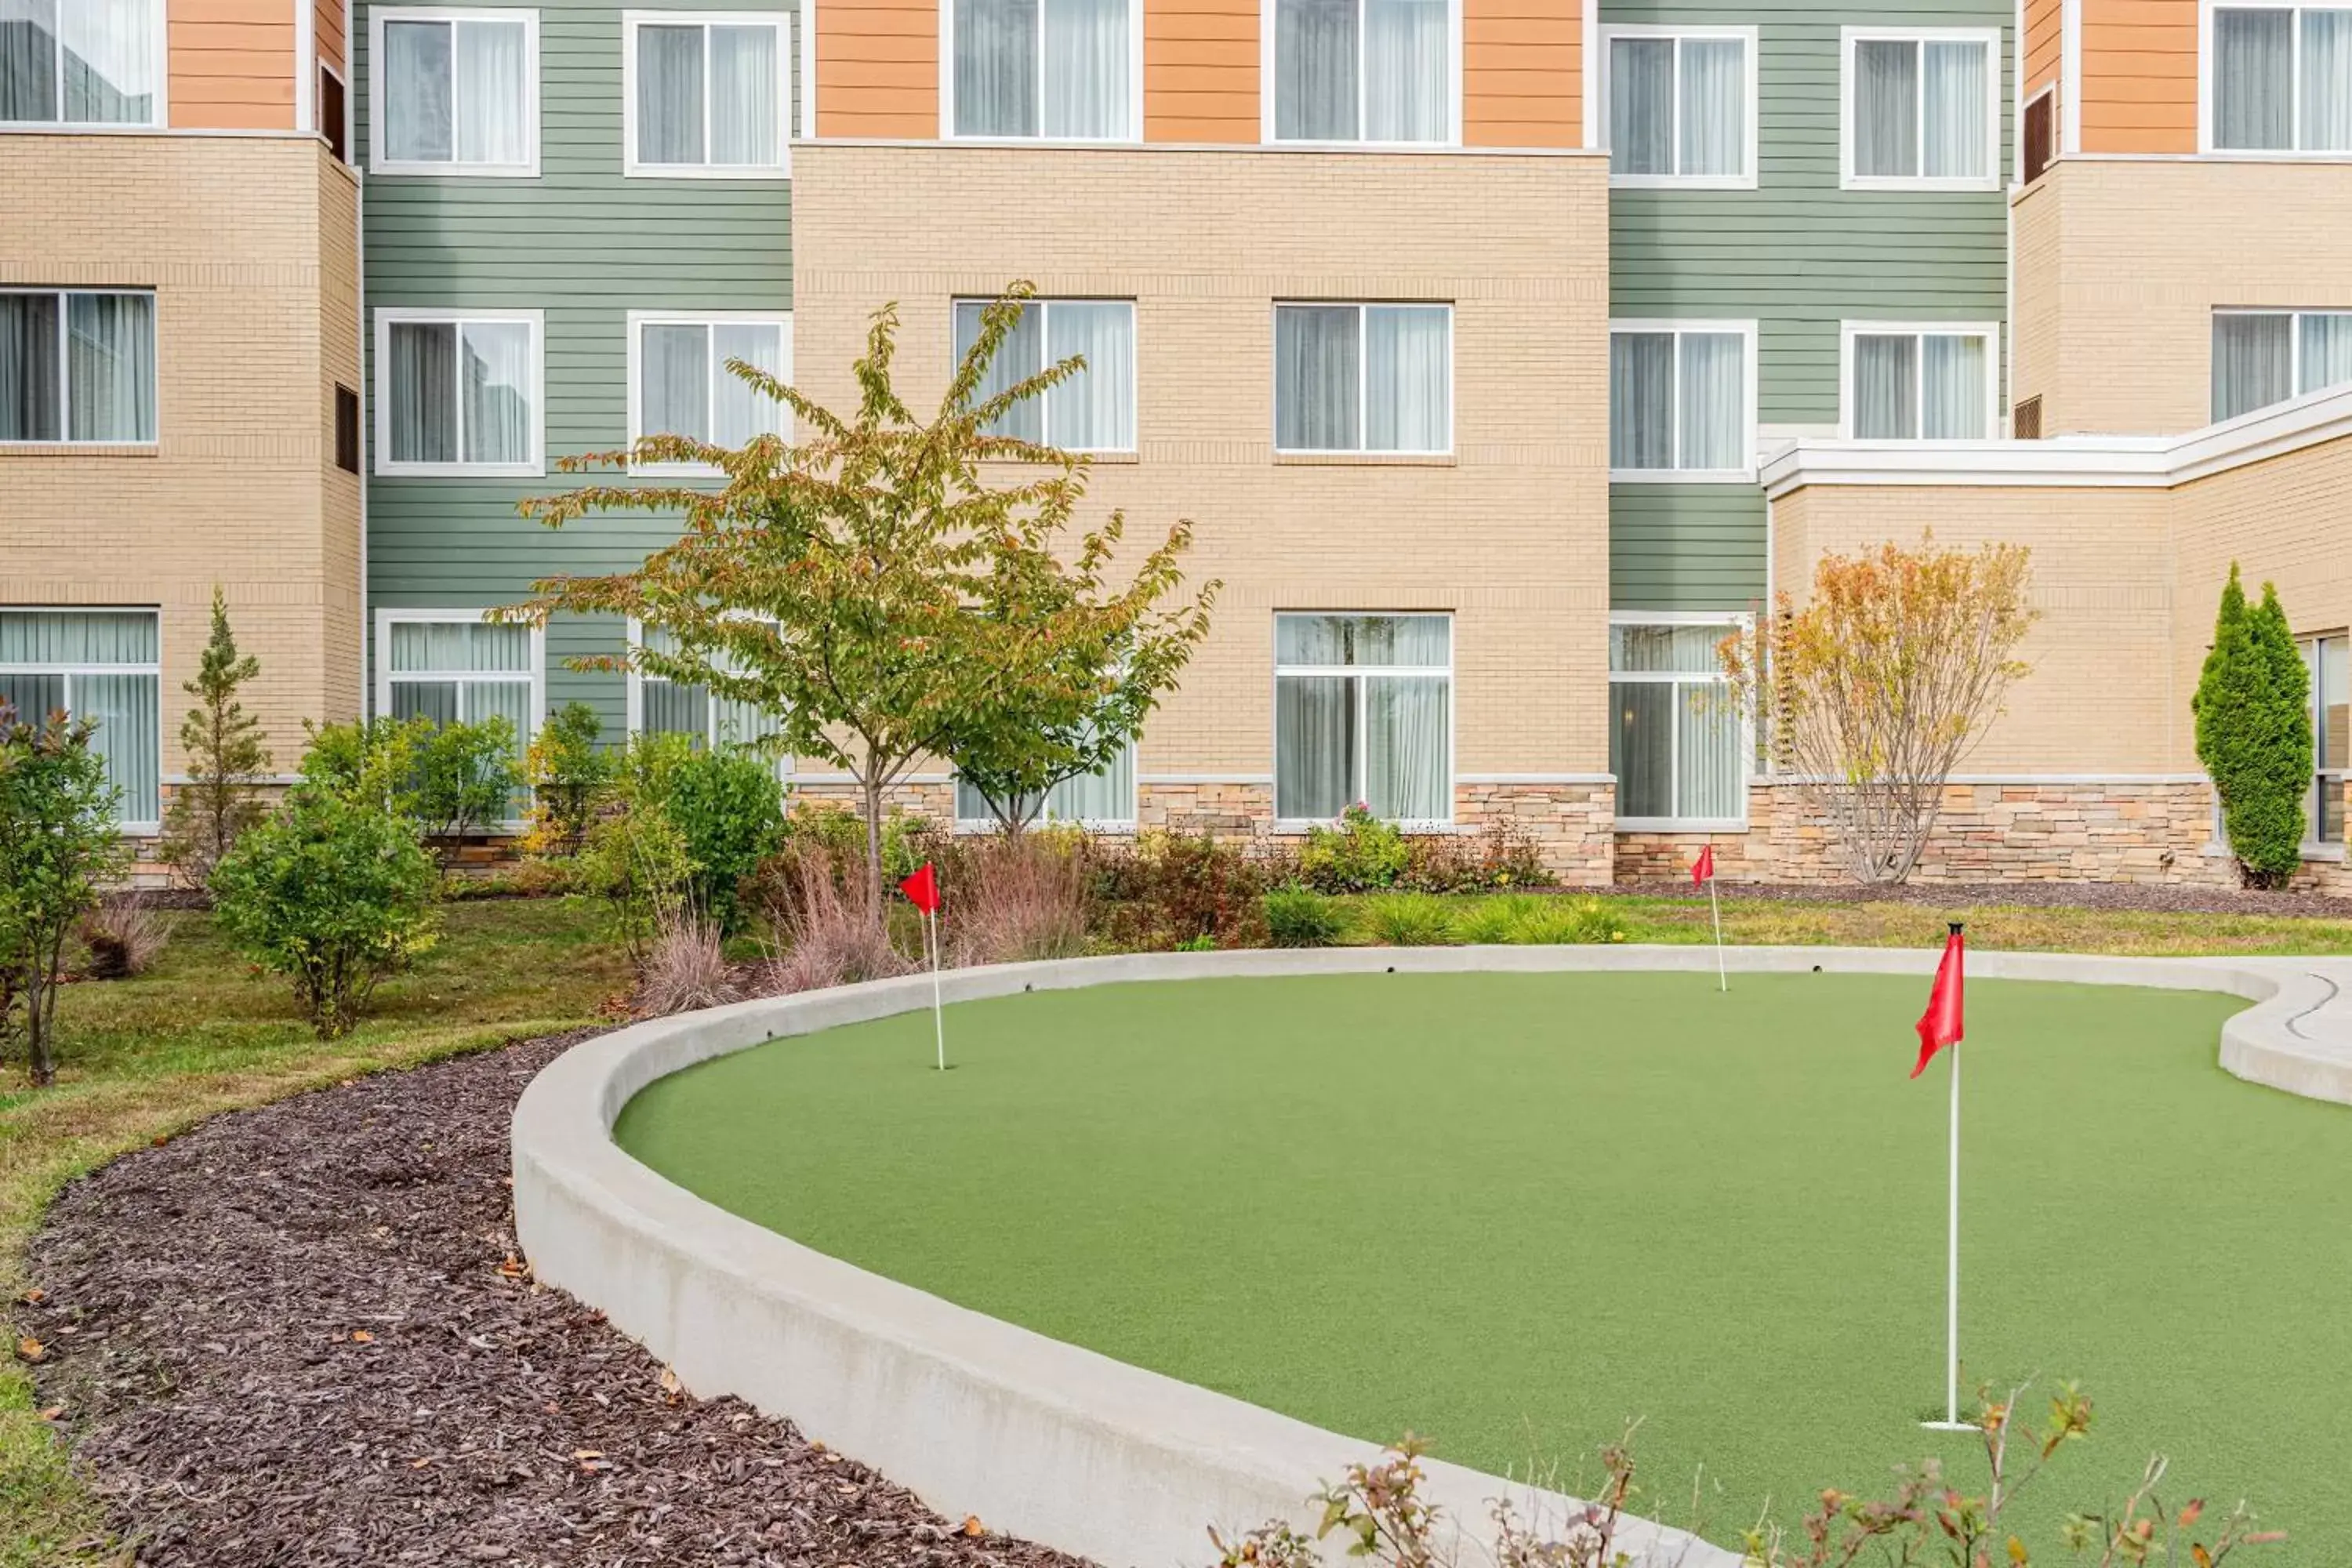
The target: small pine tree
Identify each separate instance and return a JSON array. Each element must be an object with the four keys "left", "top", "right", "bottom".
[
  {"left": 160, "top": 587, "right": 273, "bottom": 889},
  {"left": 2193, "top": 564, "right": 2313, "bottom": 888}
]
